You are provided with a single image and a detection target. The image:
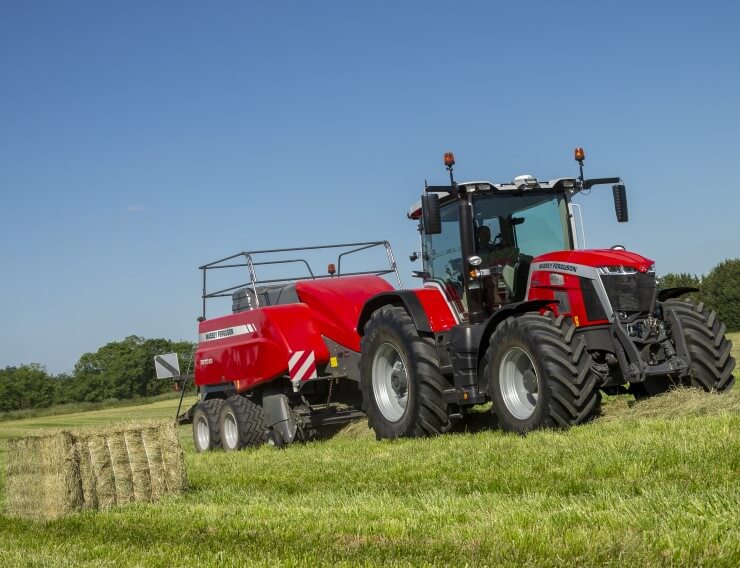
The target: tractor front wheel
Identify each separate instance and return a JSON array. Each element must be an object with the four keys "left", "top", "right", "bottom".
[
  {"left": 192, "top": 399, "right": 224, "bottom": 452},
  {"left": 486, "top": 312, "right": 601, "bottom": 433},
  {"left": 360, "top": 306, "right": 448, "bottom": 439},
  {"left": 664, "top": 300, "right": 735, "bottom": 392}
]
